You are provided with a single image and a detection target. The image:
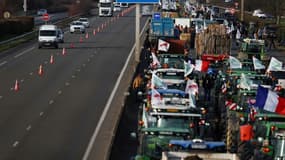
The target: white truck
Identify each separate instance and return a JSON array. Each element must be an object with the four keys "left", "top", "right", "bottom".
[{"left": 98, "top": 0, "right": 113, "bottom": 17}]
